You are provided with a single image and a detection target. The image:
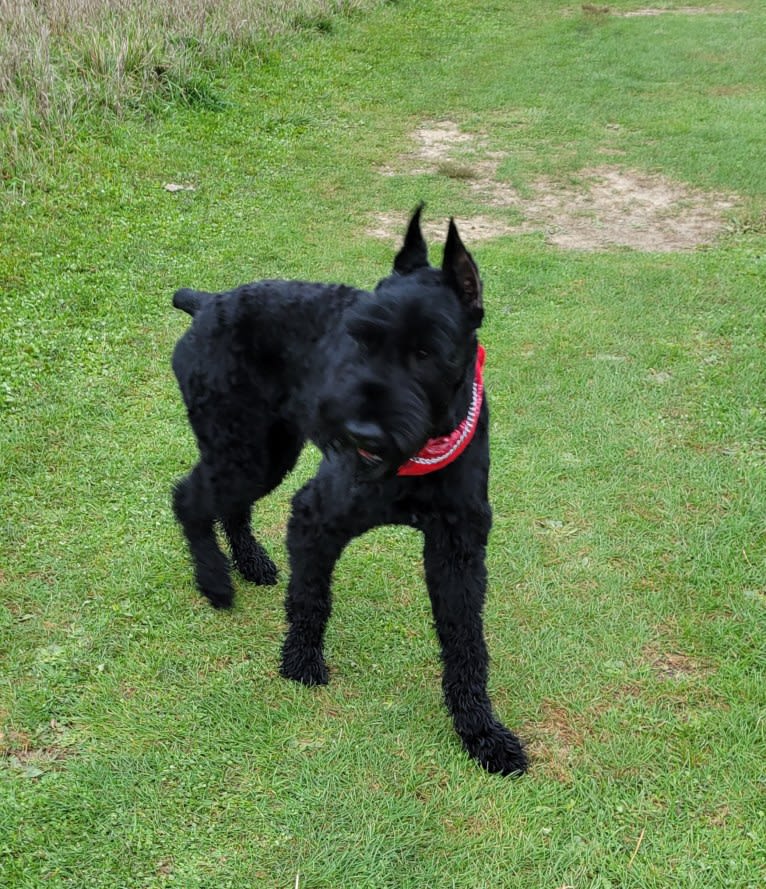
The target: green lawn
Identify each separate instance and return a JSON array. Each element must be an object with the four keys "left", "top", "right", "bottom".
[{"left": 2, "top": 1, "right": 765, "bottom": 887}]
